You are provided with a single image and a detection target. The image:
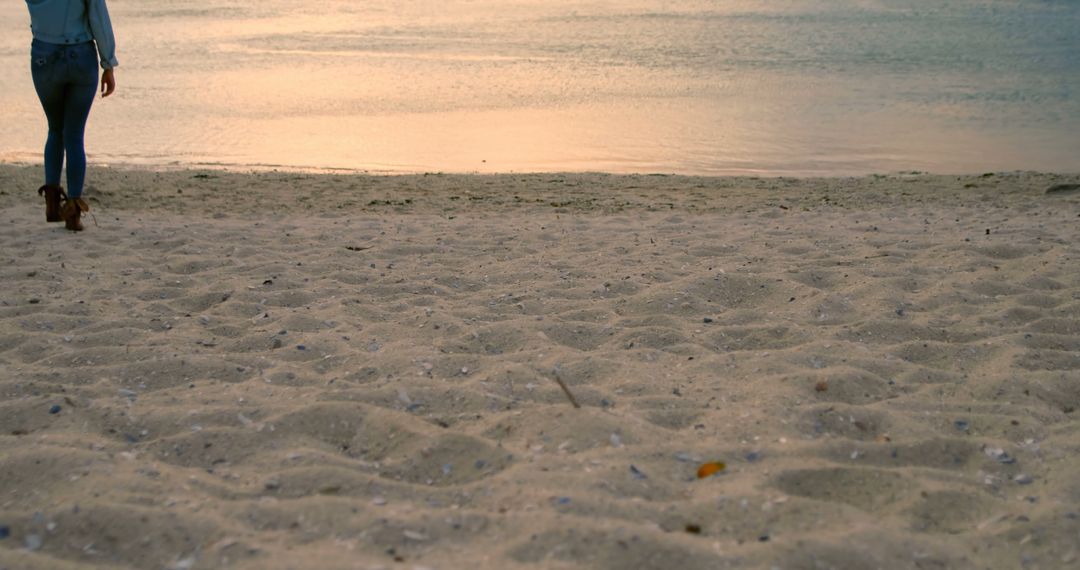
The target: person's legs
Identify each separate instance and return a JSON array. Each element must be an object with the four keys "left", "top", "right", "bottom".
[
  {"left": 30, "top": 41, "right": 67, "bottom": 188},
  {"left": 61, "top": 44, "right": 100, "bottom": 199}
]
